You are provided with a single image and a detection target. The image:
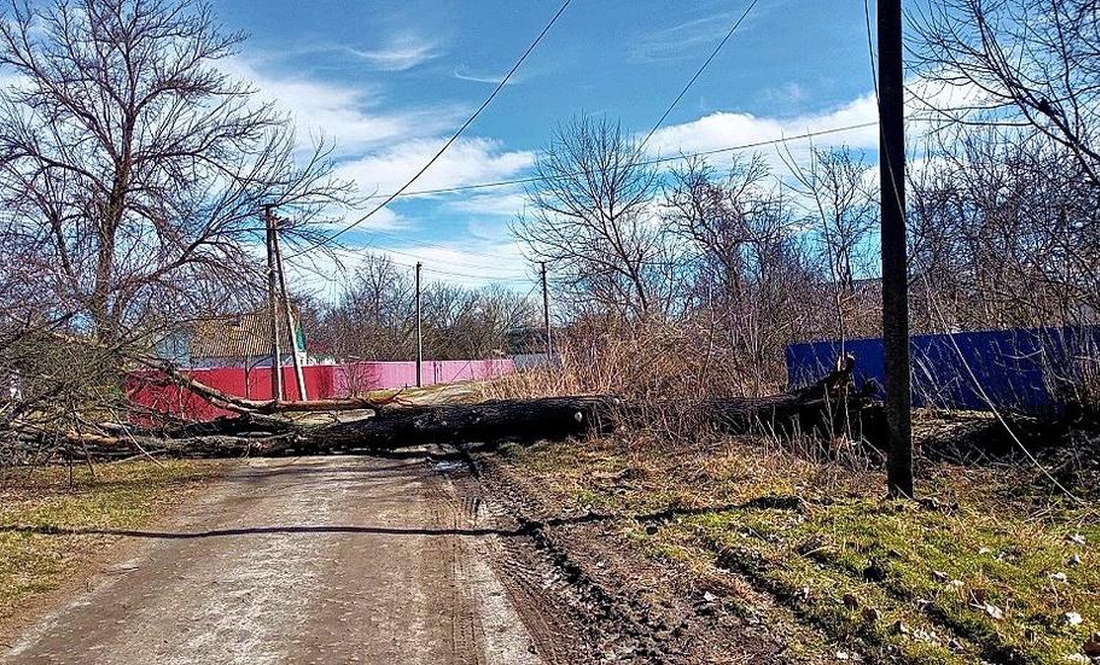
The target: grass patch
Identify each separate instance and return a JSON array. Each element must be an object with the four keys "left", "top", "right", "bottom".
[
  {"left": 0, "top": 460, "right": 223, "bottom": 614},
  {"left": 501, "top": 435, "right": 1100, "bottom": 664}
]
